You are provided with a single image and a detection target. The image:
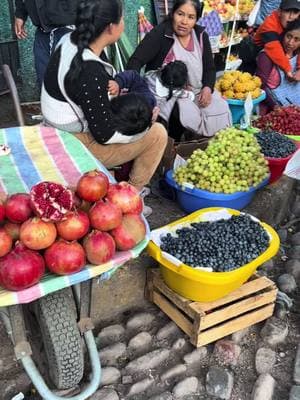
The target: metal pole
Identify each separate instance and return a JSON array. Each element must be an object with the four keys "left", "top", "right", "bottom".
[{"left": 2, "top": 64, "right": 25, "bottom": 126}]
